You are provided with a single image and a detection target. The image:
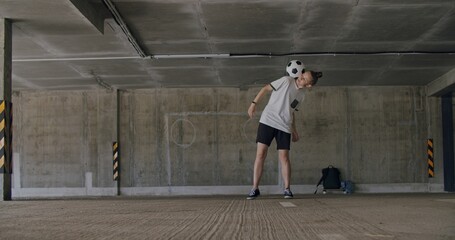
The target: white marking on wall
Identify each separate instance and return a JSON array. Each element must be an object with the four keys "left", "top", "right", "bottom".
[
  {"left": 163, "top": 111, "right": 264, "bottom": 193},
  {"left": 164, "top": 116, "right": 172, "bottom": 192},
  {"left": 170, "top": 118, "right": 196, "bottom": 148},
  {"left": 241, "top": 113, "right": 261, "bottom": 144},
  {"left": 166, "top": 112, "right": 252, "bottom": 149},
  {"left": 167, "top": 111, "right": 247, "bottom": 117},
  {"left": 85, "top": 172, "right": 92, "bottom": 195}
]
